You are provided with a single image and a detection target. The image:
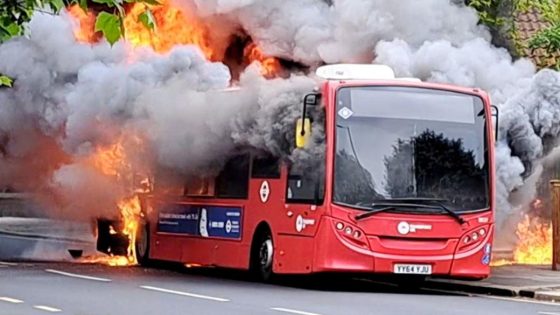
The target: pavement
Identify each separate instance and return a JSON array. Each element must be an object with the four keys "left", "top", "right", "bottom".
[
  {"left": 426, "top": 265, "right": 560, "bottom": 303},
  {"left": 0, "top": 217, "right": 93, "bottom": 242},
  {"left": 1, "top": 216, "right": 560, "bottom": 305},
  {"left": 0, "top": 217, "right": 96, "bottom": 262},
  {"left": 1, "top": 262, "right": 559, "bottom": 315}
]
